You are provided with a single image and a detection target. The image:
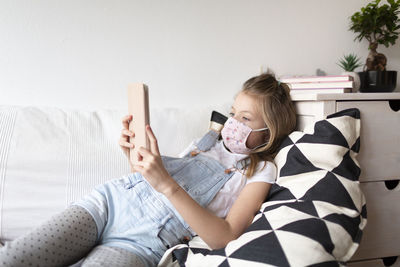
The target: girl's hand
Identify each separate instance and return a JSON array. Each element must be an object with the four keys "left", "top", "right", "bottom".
[
  {"left": 119, "top": 115, "right": 135, "bottom": 160},
  {"left": 133, "top": 125, "right": 178, "bottom": 196}
]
